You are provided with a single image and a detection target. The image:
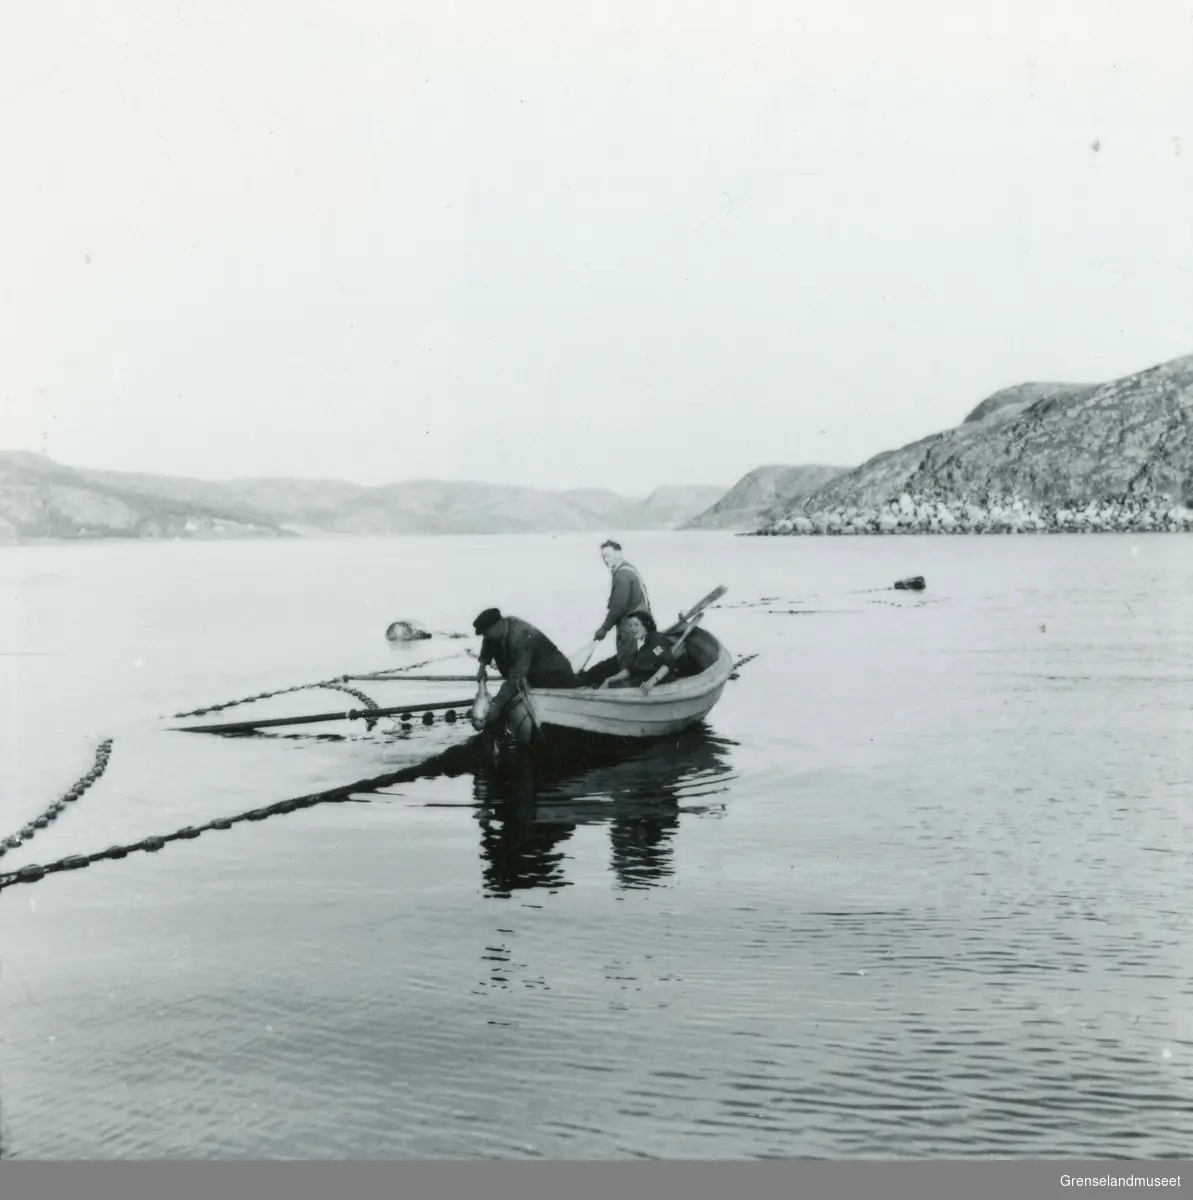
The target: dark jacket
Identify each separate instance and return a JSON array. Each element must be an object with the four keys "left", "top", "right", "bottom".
[
  {"left": 597, "top": 561, "right": 650, "bottom": 640},
  {"left": 622, "top": 632, "right": 681, "bottom": 685},
  {"left": 478, "top": 616, "right": 577, "bottom": 719}
]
